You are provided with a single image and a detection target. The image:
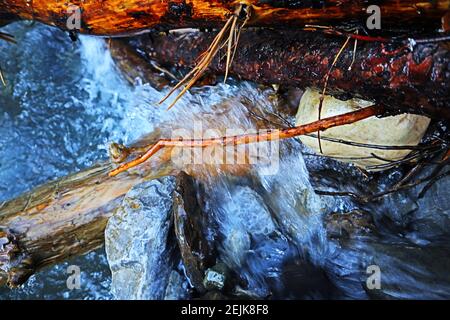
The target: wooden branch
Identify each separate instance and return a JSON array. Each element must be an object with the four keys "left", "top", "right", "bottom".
[
  {"left": 133, "top": 29, "right": 450, "bottom": 119},
  {"left": 109, "top": 105, "right": 384, "bottom": 177},
  {"left": 0, "top": 0, "right": 448, "bottom": 36}
]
